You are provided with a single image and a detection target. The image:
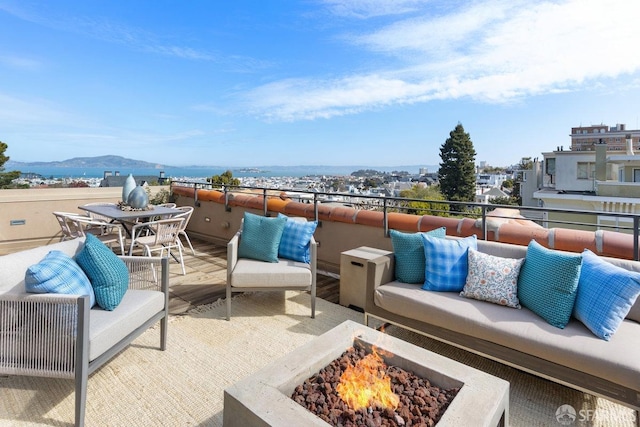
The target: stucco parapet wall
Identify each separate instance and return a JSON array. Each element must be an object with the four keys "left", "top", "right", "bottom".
[{"left": 176, "top": 187, "right": 636, "bottom": 260}]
